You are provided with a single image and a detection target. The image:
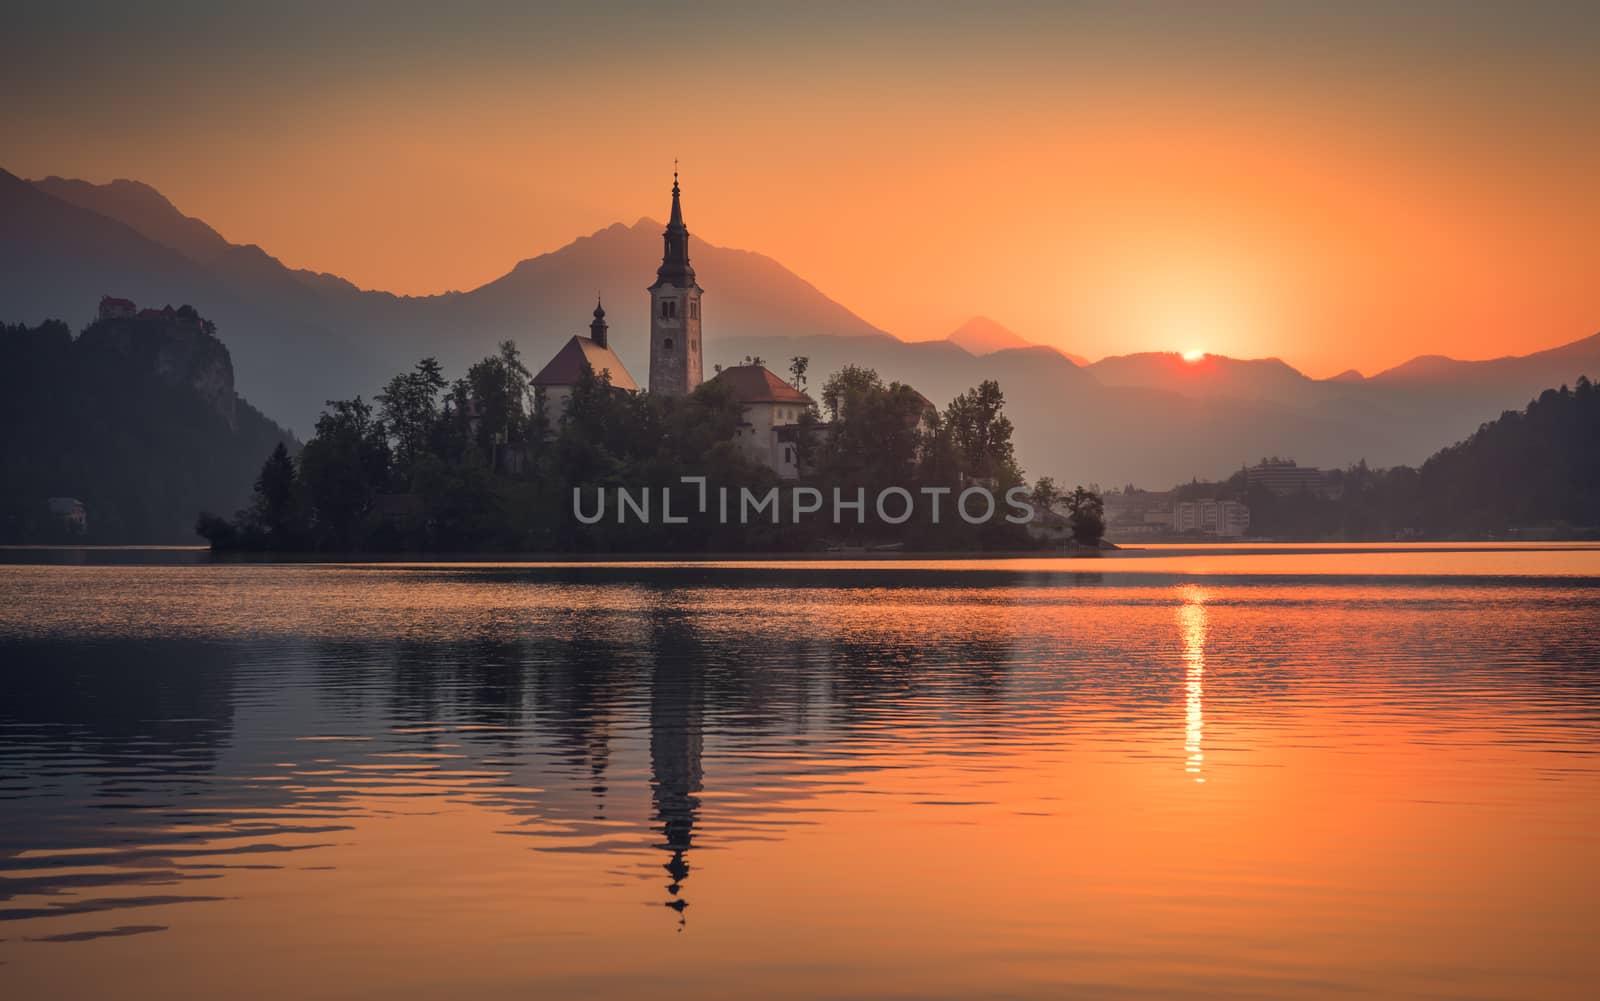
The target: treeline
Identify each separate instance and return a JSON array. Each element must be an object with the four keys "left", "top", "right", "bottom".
[
  {"left": 200, "top": 346, "right": 1101, "bottom": 553},
  {"left": 1419, "top": 378, "right": 1599, "bottom": 537},
  {"left": 1212, "top": 377, "right": 1599, "bottom": 540},
  {"left": 1, "top": 314, "right": 295, "bottom": 544}
]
